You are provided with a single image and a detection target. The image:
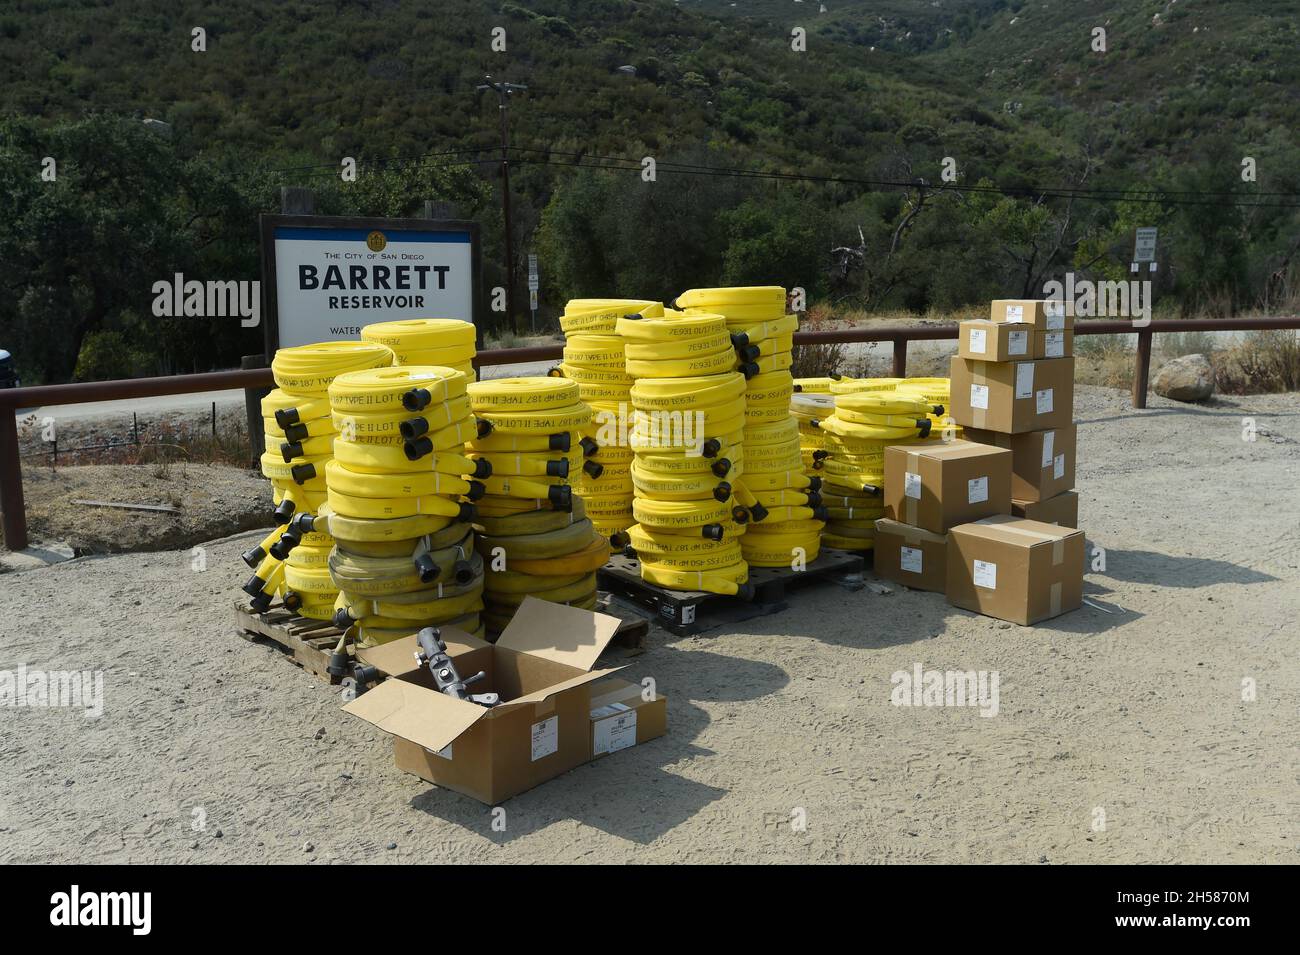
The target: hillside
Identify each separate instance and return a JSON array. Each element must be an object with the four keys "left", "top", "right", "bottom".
[{"left": 1, "top": 0, "right": 1295, "bottom": 384}]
